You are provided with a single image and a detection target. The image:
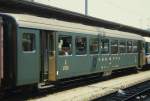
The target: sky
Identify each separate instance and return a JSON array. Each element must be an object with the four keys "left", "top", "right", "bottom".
[{"left": 34, "top": 0, "right": 150, "bottom": 29}]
